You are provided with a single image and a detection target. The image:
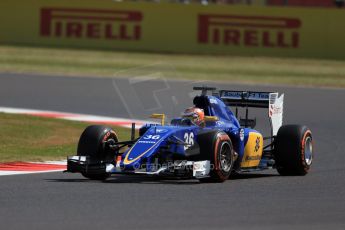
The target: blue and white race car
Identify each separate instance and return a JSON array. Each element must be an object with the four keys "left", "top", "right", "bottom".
[{"left": 67, "top": 86, "right": 313, "bottom": 182}]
